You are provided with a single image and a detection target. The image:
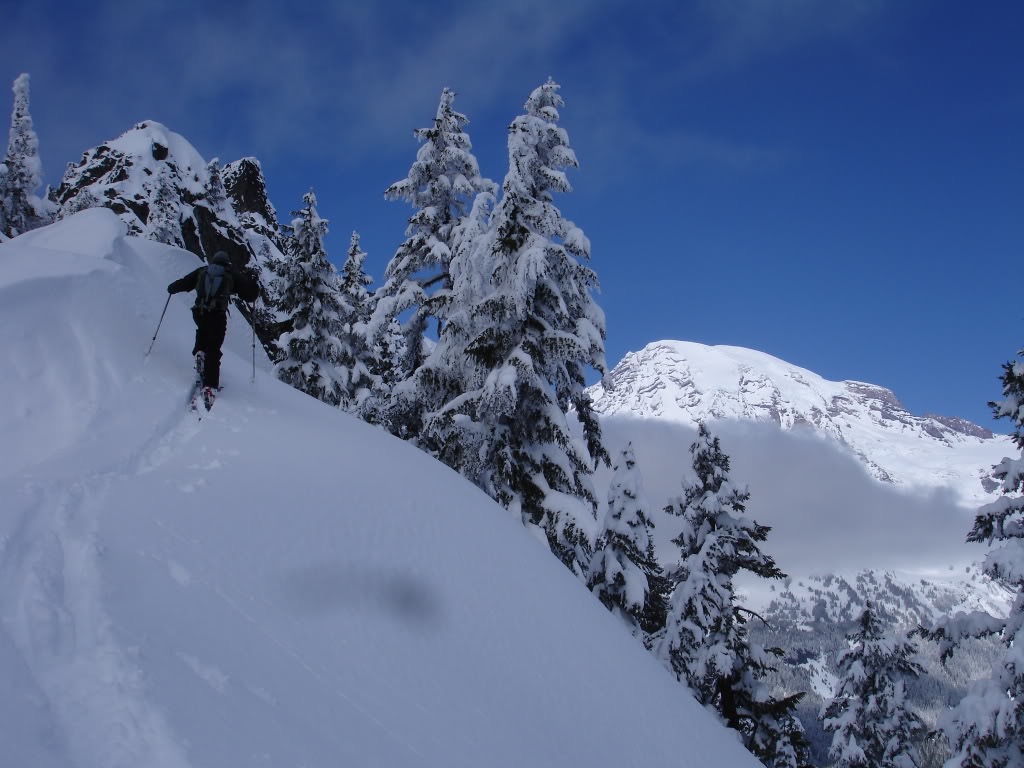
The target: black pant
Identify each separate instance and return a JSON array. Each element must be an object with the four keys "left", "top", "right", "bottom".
[{"left": 192, "top": 308, "right": 228, "bottom": 388}]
